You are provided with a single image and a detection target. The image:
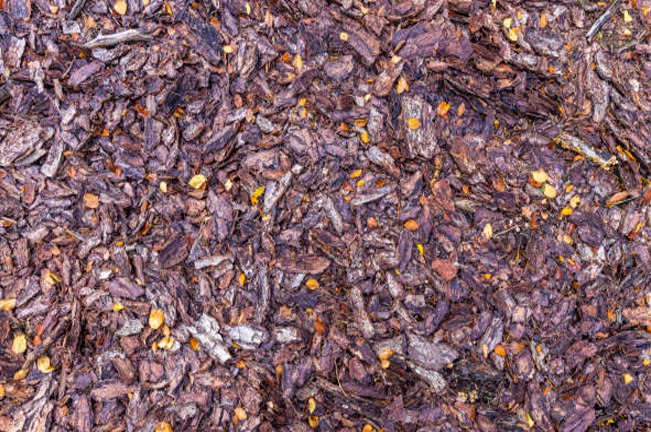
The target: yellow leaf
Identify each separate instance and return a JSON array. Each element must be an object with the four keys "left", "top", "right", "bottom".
[
  {"left": 563, "top": 234, "right": 573, "bottom": 245},
  {"left": 37, "top": 356, "right": 54, "bottom": 373},
  {"left": 416, "top": 243, "right": 424, "bottom": 256},
  {"left": 160, "top": 181, "right": 167, "bottom": 193},
  {"left": 114, "top": 0, "right": 127, "bottom": 15},
  {"left": 354, "top": 118, "right": 368, "bottom": 128},
  {"left": 356, "top": 180, "right": 365, "bottom": 187},
  {"left": 379, "top": 348, "right": 394, "bottom": 360},
  {"left": 308, "top": 416, "right": 319, "bottom": 428},
  {"left": 508, "top": 27, "right": 518, "bottom": 42},
  {"left": 14, "top": 369, "right": 28, "bottom": 380},
  {"left": 350, "top": 169, "right": 362, "bottom": 179},
  {"left": 245, "top": 3, "right": 251, "bottom": 14},
  {"left": 380, "top": 358, "right": 390, "bottom": 369},
  {"left": 155, "top": 422, "right": 173, "bottom": 432},
  {"left": 623, "top": 10, "right": 633, "bottom": 23},
  {"left": 560, "top": 207, "right": 572, "bottom": 216},
  {"left": 239, "top": 272, "right": 246, "bottom": 286},
  {"left": 407, "top": 118, "right": 421, "bottom": 130},
  {"left": 113, "top": 303, "right": 124, "bottom": 311},
  {"left": 188, "top": 174, "right": 207, "bottom": 189},
  {"left": 437, "top": 101, "right": 450, "bottom": 117},
  {"left": 234, "top": 407, "right": 247, "bottom": 421},
  {"left": 250, "top": 185, "right": 265, "bottom": 206},
  {"left": 543, "top": 184, "right": 557, "bottom": 199},
  {"left": 339, "top": 32, "right": 349, "bottom": 41},
  {"left": 643, "top": 359, "right": 650, "bottom": 366},
  {"left": 623, "top": 373, "right": 634, "bottom": 384},
  {"left": 525, "top": 412, "right": 535, "bottom": 428},
  {"left": 223, "top": 45, "right": 234, "bottom": 54},
  {"left": 569, "top": 195, "right": 580, "bottom": 208},
  {"left": 305, "top": 278, "right": 319, "bottom": 290},
  {"left": 404, "top": 220, "right": 419, "bottom": 231},
  {"left": 12, "top": 333, "right": 27, "bottom": 354},
  {"left": 84, "top": 193, "right": 100, "bottom": 209},
  {"left": 0, "top": 298, "right": 16, "bottom": 310},
  {"left": 298, "top": 98, "right": 307, "bottom": 107},
  {"left": 396, "top": 76, "right": 409, "bottom": 94},
  {"left": 0, "top": 382, "right": 5, "bottom": 399},
  {"left": 360, "top": 132, "right": 370, "bottom": 143},
  {"left": 482, "top": 223, "right": 493, "bottom": 240},
  {"left": 531, "top": 169, "right": 548, "bottom": 184},
  {"left": 308, "top": 397, "right": 316, "bottom": 414},
  {"left": 494, "top": 345, "right": 506, "bottom": 356},
  {"left": 363, "top": 424, "right": 374, "bottom": 432},
  {"left": 293, "top": 54, "right": 303, "bottom": 72},
  {"left": 149, "top": 308, "right": 165, "bottom": 330},
  {"left": 503, "top": 17, "right": 512, "bottom": 28}
]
